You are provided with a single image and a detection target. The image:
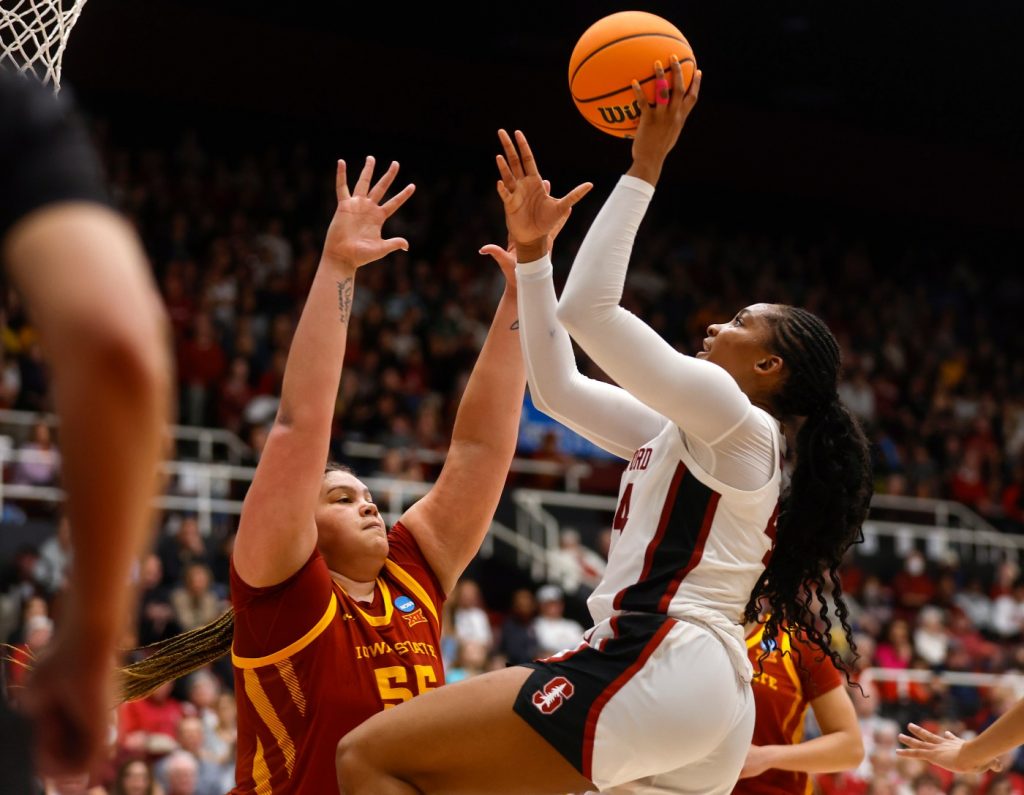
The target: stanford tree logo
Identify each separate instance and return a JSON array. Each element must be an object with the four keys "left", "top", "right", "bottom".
[{"left": 532, "top": 676, "right": 575, "bottom": 715}]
